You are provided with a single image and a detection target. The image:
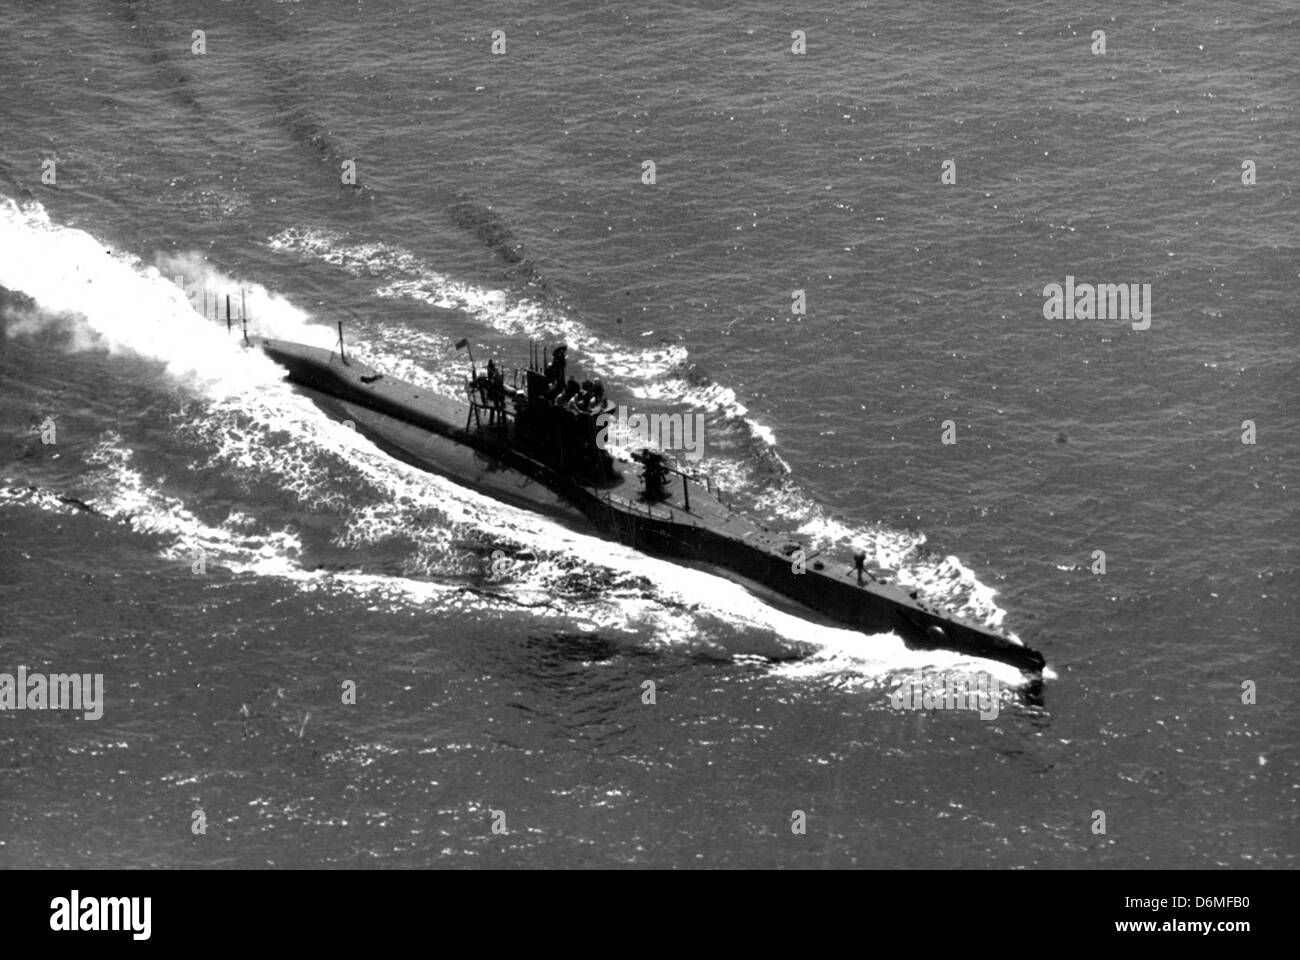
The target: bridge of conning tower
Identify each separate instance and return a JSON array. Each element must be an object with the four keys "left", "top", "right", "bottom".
[{"left": 465, "top": 343, "right": 618, "bottom": 486}]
